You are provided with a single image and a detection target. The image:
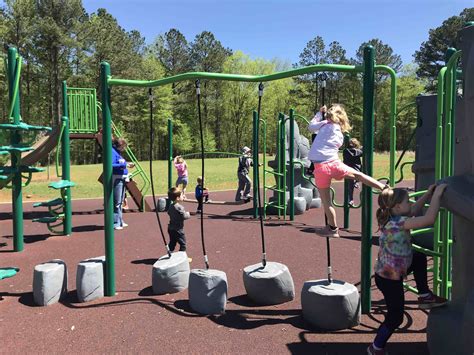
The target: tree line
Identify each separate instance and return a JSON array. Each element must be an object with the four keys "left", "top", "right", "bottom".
[{"left": 1, "top": 1, "right": 473, "bottom": 165}]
